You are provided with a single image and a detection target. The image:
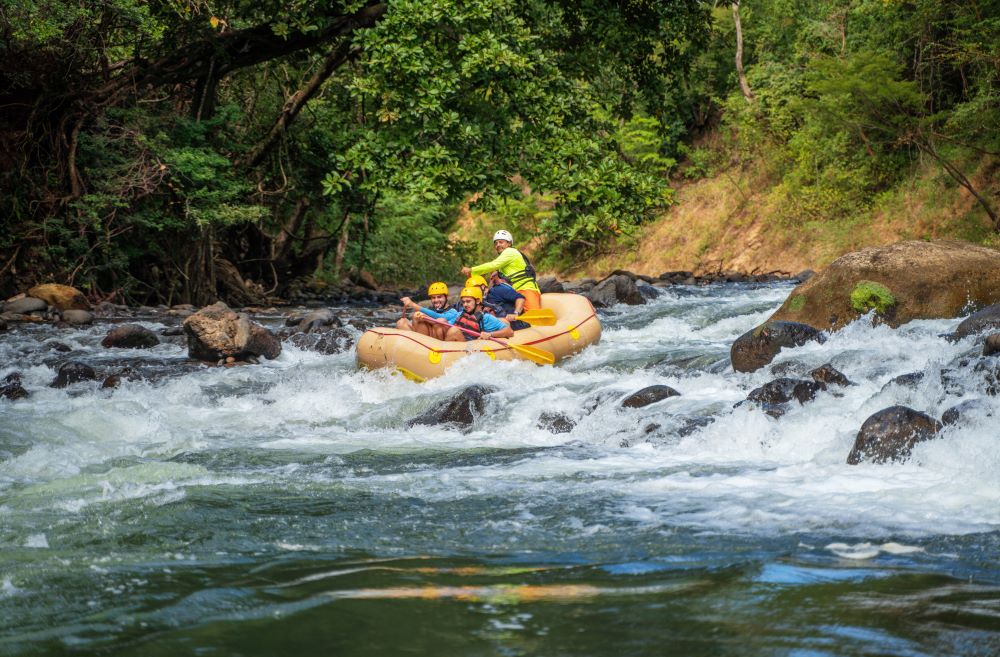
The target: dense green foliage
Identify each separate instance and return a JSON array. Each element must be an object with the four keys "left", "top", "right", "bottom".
[{"left": 1, "top": 0, "right": 998, "bottom": 303}]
